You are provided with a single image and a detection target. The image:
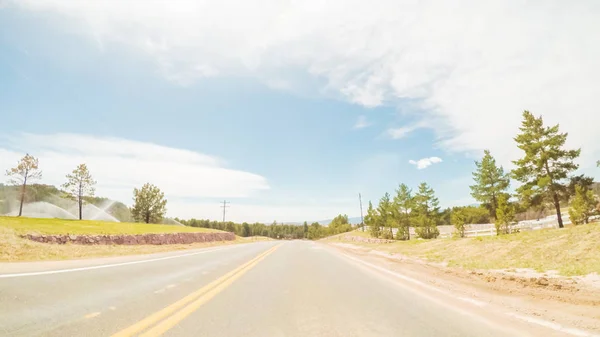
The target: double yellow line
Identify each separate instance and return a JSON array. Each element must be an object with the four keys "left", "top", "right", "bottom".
[{"left": 112, "top": 244, "right": 281, "bottom": 337}]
